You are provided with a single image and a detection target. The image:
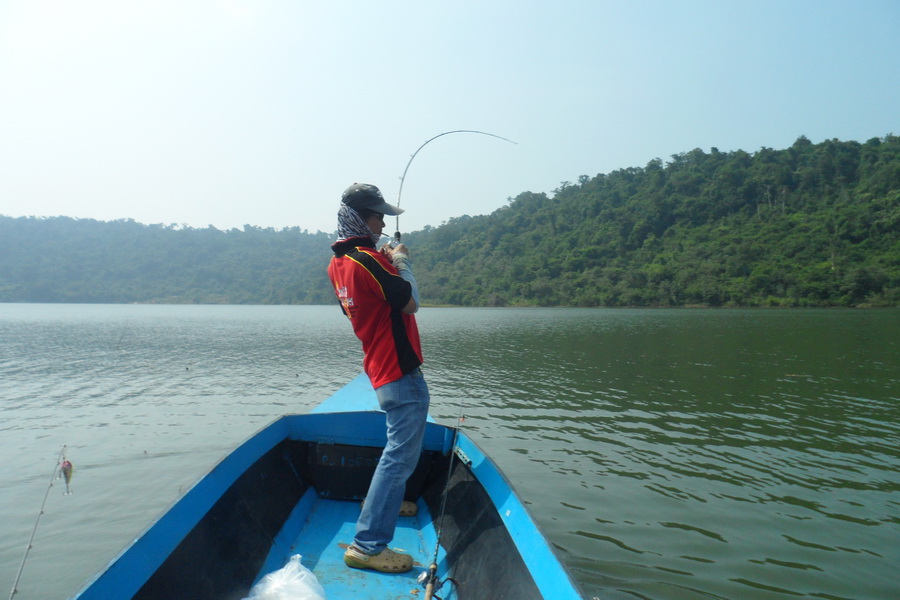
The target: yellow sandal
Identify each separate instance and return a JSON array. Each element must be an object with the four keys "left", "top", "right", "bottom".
[{"left": 343, "top": 546, "right": 413, "bottom": 573}]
